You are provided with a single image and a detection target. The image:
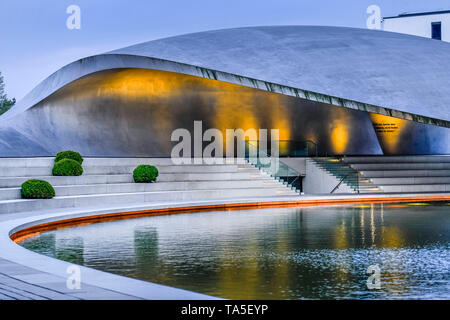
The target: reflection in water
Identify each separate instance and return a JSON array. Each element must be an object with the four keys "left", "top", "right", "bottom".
[{"left": 20, "top": 202, "right": 450, "bottom": 299}]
